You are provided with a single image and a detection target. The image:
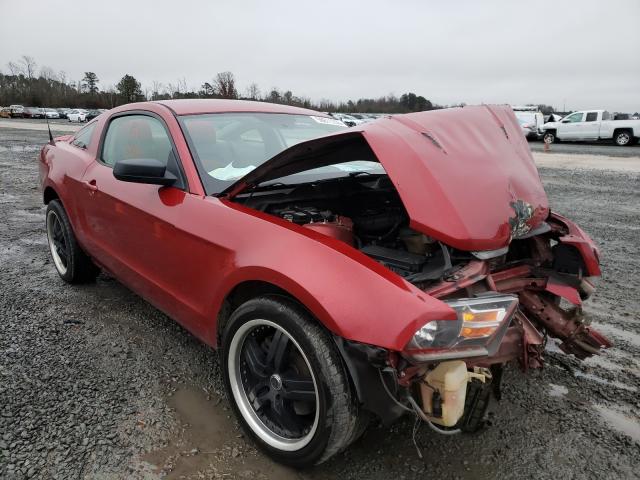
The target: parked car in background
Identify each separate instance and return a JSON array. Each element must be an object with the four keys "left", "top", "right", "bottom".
[
  {"left": 39, "top": 99, "right": 610, "bottom": 467},
  {"left": 542, "top": 110, "right": 640, "bottom": 146},
  {"left": 511, "top": 106, "right": 544, "bottom": 140},
  {"left": 349, "top": 113, "right": 374, "bottom": 124},
  {"left": 9, "top": 105, "right": 24, "bottom": 118},
  {"left": 23, "top": 107, "right": 44, "bottom": 119},
  {"left": 0, "top": 107, "right": 12, "bottom": 118},
  {"left": 57, "top": 108, "right": 71, "bottom": 119},
  {"left": 85, "top": 109, "right": 104, "bottom": 121},
  {"left": 43, "top": 108, "right": 60, "bottom": 119},
  {"left": 66, "top": 109, "right": 87, "bottom": 122},
  {"left": 330, "top": 112, "right": 363, "bottom": 127}
]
